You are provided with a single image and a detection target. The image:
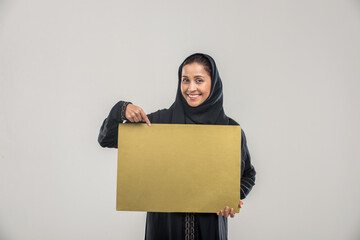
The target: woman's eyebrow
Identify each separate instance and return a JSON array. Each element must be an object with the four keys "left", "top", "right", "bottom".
[{"left": 182, "top": 75, "right": 204, "bottom": 78}]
